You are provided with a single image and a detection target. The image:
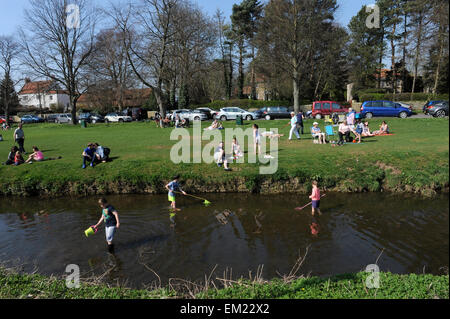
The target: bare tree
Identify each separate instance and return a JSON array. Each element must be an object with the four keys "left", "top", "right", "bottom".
[
  {"left": 256, "top": 0, "right": 338, "bottom": 112},
  {"left": 171, "top": 1, "right": 217, "bottom": 107},
  {"left": 19, "top": 0, "right": 98, "bottom": 124},
  {"left": 87, "top": 28, "right": 136, "bottom": 111},
  {"left": 112, "top": 0, "right": 179, "bottom": 117}
]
